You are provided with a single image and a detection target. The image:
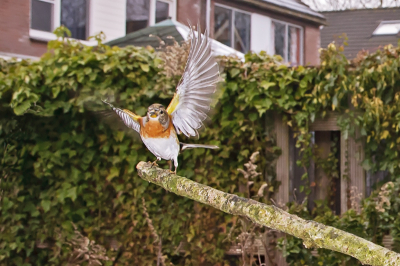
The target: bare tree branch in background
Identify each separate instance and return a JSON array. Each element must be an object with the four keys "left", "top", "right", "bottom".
[
  {"left": 301, "top": 0, "right": 400, "bottom": 11},
  {"left": 136, "top": 162, "right": 400, "bottom": 266}
]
